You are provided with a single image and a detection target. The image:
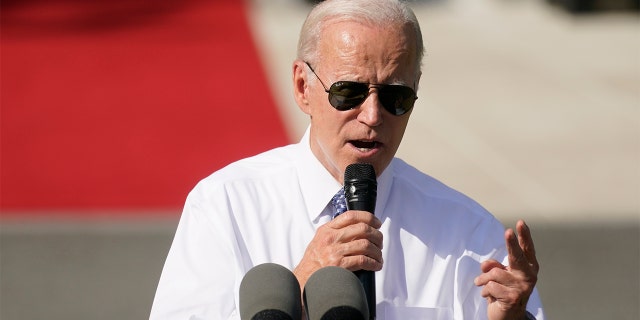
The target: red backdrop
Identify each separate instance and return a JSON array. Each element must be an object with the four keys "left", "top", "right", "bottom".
[{"left": 1, "top": 0, "right": 289, "bottom": 214}]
